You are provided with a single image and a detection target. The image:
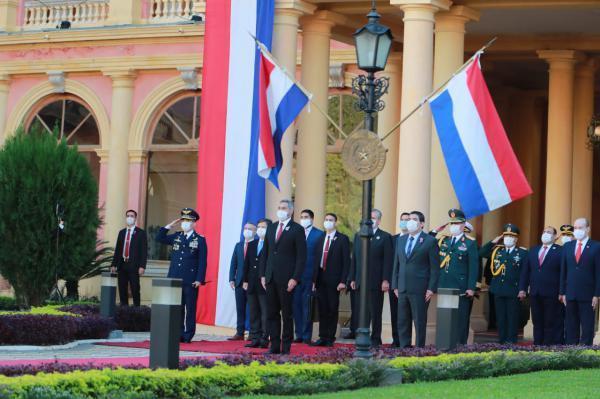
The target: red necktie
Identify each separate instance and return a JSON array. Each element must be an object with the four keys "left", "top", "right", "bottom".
[
  {"left": 576, "top": 242, "right": 583, "bottom": 263},
  {"left": 243, "top": 242, "right": 248, "bottom": 259},
  {"left": 538, "top": 246, "right": 548, "bottom": 268},
  {"left": 321, "top": 235, "right": 331, "bottom": 270},
  {"left": 276, "top": 222, "right": 284, "bottom": 242},
  {"left": 124, "top": 229, "right": 131, "bottom": 260}
]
